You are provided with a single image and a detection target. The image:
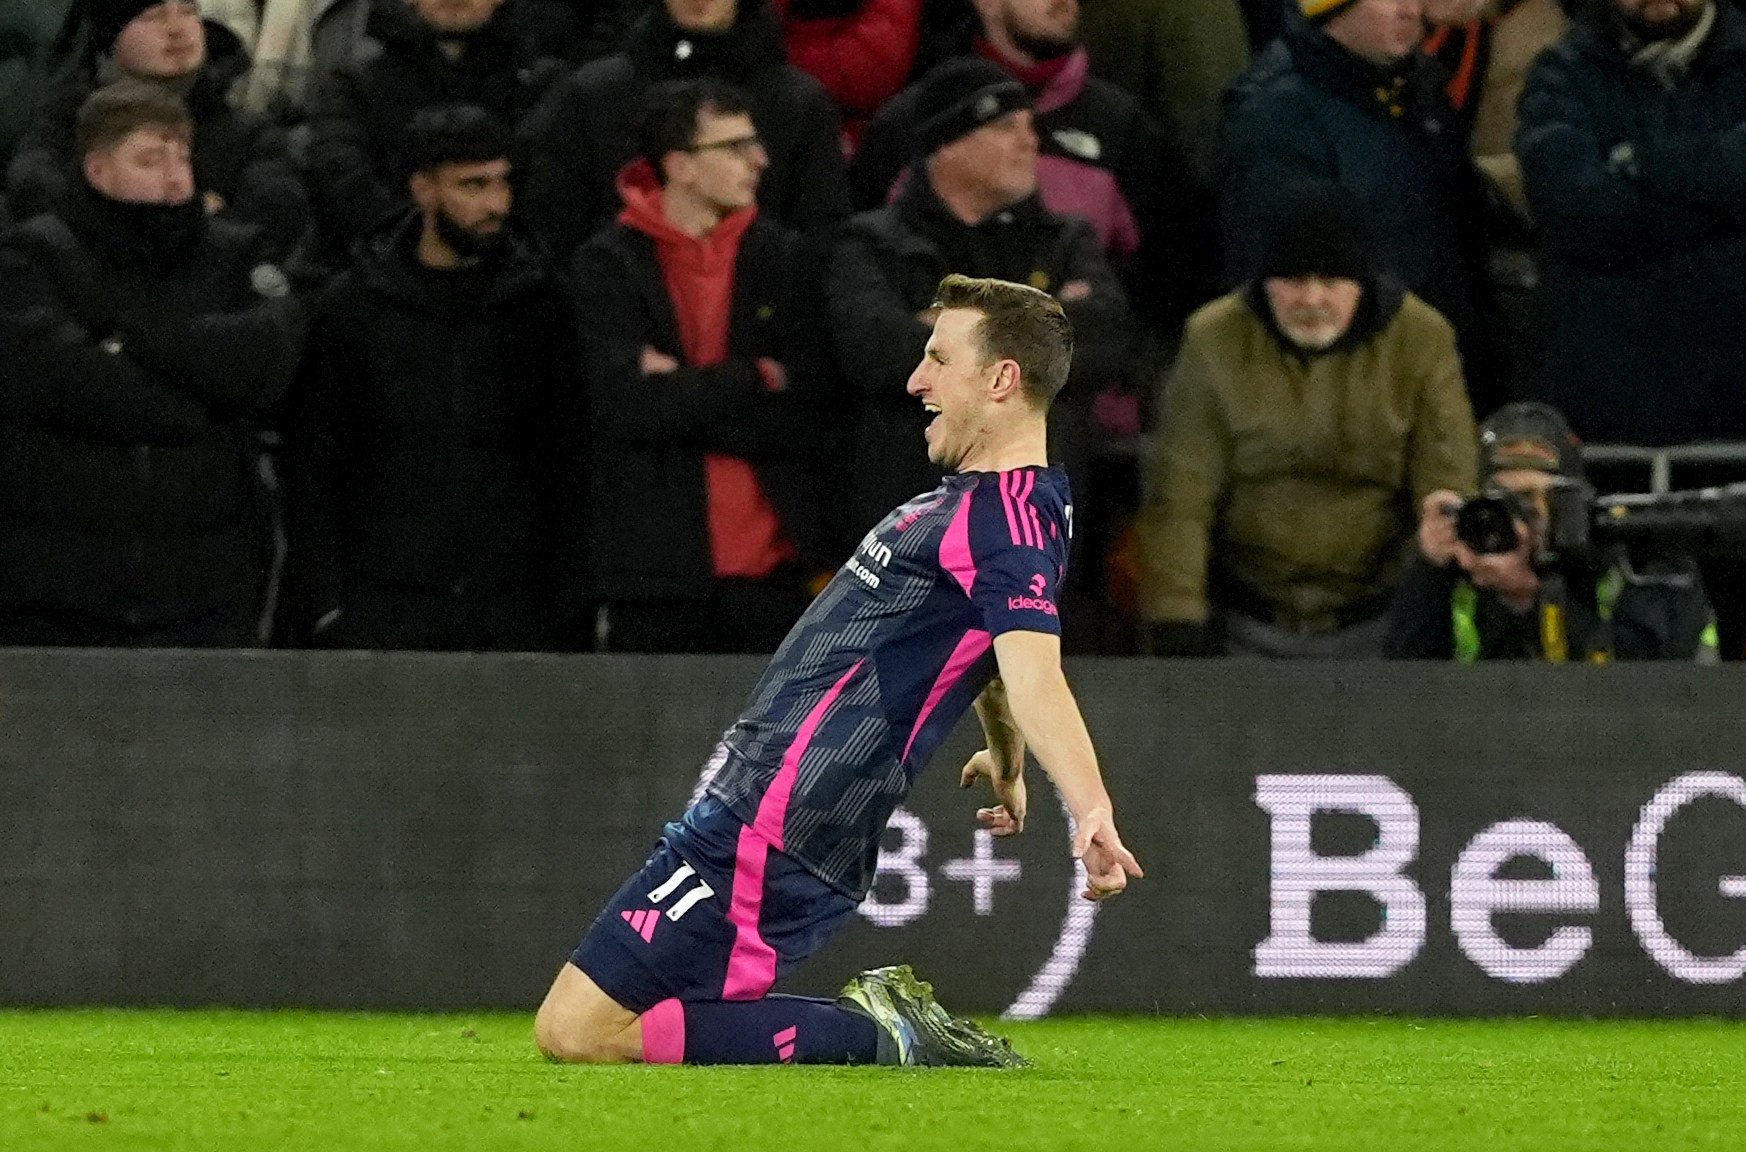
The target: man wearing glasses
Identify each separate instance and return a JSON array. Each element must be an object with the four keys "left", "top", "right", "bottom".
[{"left": 570, "top": 78, "right": 834, "bottom": 654}]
